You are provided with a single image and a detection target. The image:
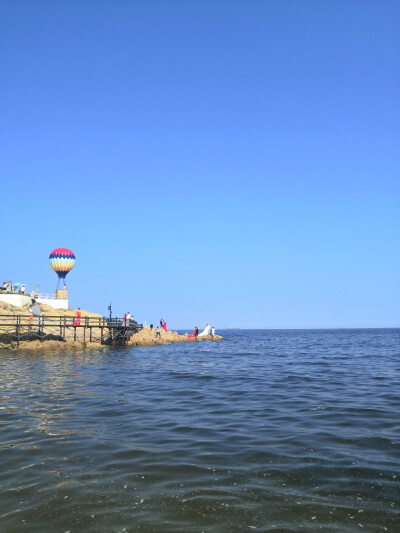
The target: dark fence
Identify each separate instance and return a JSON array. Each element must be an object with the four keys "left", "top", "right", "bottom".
[{"left": 0, "top": 315, "right": 142, "bottom": 348}]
